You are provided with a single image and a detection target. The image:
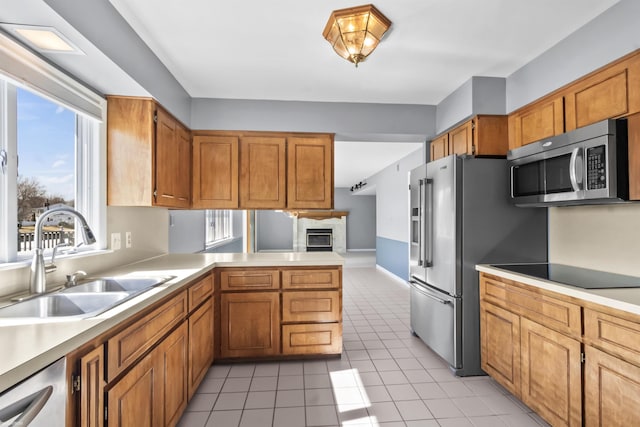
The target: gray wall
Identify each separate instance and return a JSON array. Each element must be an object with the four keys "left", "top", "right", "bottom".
[
  {"left": 192, "top": 99, "right": 436, "bottom": 143},
  {"left": 256, "top": 211, "right": 294, "bottom": 251},
  {"left": 506, "top": 0, "right": 640, "bottom": 112},
  {"left": 45, "top": 0, "right": 192, "bottom": 124},
  {"left": 436, "top": 77, "right": 506, "bottom": 134},
  {"left": 168, "top": 210, "right": 206, "bottom": 254},
  {"left": 334, "top": 188, "right": 376, "bottom": 250}
]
